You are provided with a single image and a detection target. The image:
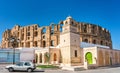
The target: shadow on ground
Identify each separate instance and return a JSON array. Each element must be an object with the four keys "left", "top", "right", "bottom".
[{"left": 11, "top": 70, "right": 45, "bottom": 72}]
